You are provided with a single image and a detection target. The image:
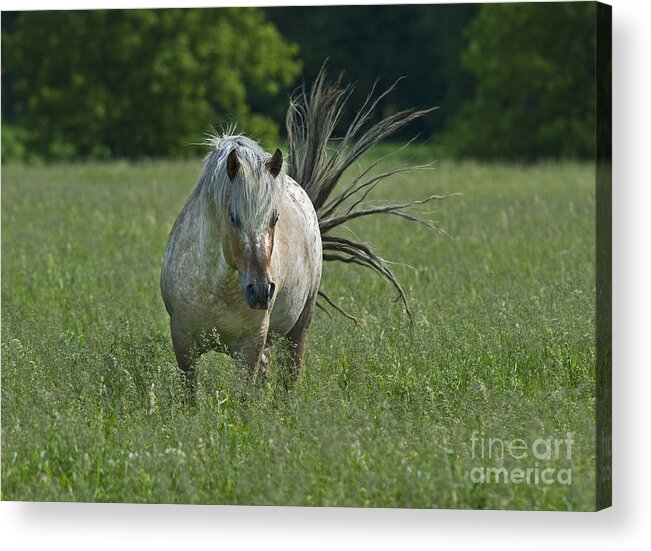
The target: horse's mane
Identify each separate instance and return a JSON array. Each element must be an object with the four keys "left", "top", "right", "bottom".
[{"left": 198, "top": 132, "right": 285, "bottom": 232}]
